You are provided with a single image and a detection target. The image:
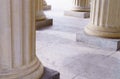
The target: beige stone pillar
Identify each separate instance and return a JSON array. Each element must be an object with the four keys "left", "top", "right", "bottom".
[
  {"left": 72, "top": 0, "right": 90, "bottom": 12},
  {"left": 85, "top": 0, "right": 120, "bottom": 38},
  {"left": 43, "top": 0, "right": 51, "bottom": 10},
  {"left": 35, "top": 0, "right": 53, "bottom": 29},
  {"left": 0, "top": 0, "right": 44, "bottom": 79},
  {"left": 64, "top": 0, "right": 90, "bottom": 18},
  {"left": 43, "top": 0, "right": 47, "bottom": 6},
  {"left": 35, "top": 0, "right": 46, "bottom": 21}
]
